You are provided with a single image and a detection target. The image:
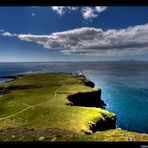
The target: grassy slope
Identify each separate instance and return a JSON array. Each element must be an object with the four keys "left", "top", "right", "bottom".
[
  {"left": 0, "top": 73, "right": 147, "bottom": 142},
  {"left": 0, "top": 73, "right": 113, "bottom": 132}
]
